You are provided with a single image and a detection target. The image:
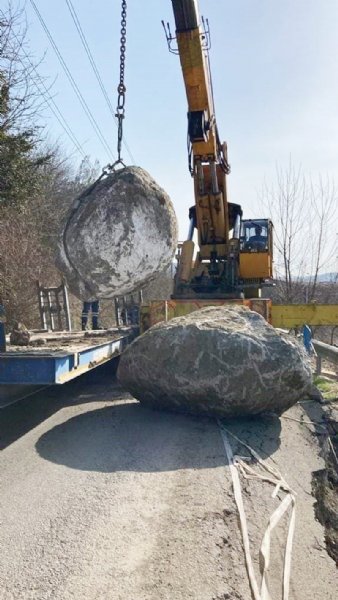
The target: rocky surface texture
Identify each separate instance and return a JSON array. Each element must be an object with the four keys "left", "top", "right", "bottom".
[
  {"left": 56, "top": 166, "right": 178, "bottom": 301},
  {"left": 118, "top": 305, "right": 312, "bottom": 417},
  {"left": 312, "top": 399, "right": 338, "bottom": 565}
]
